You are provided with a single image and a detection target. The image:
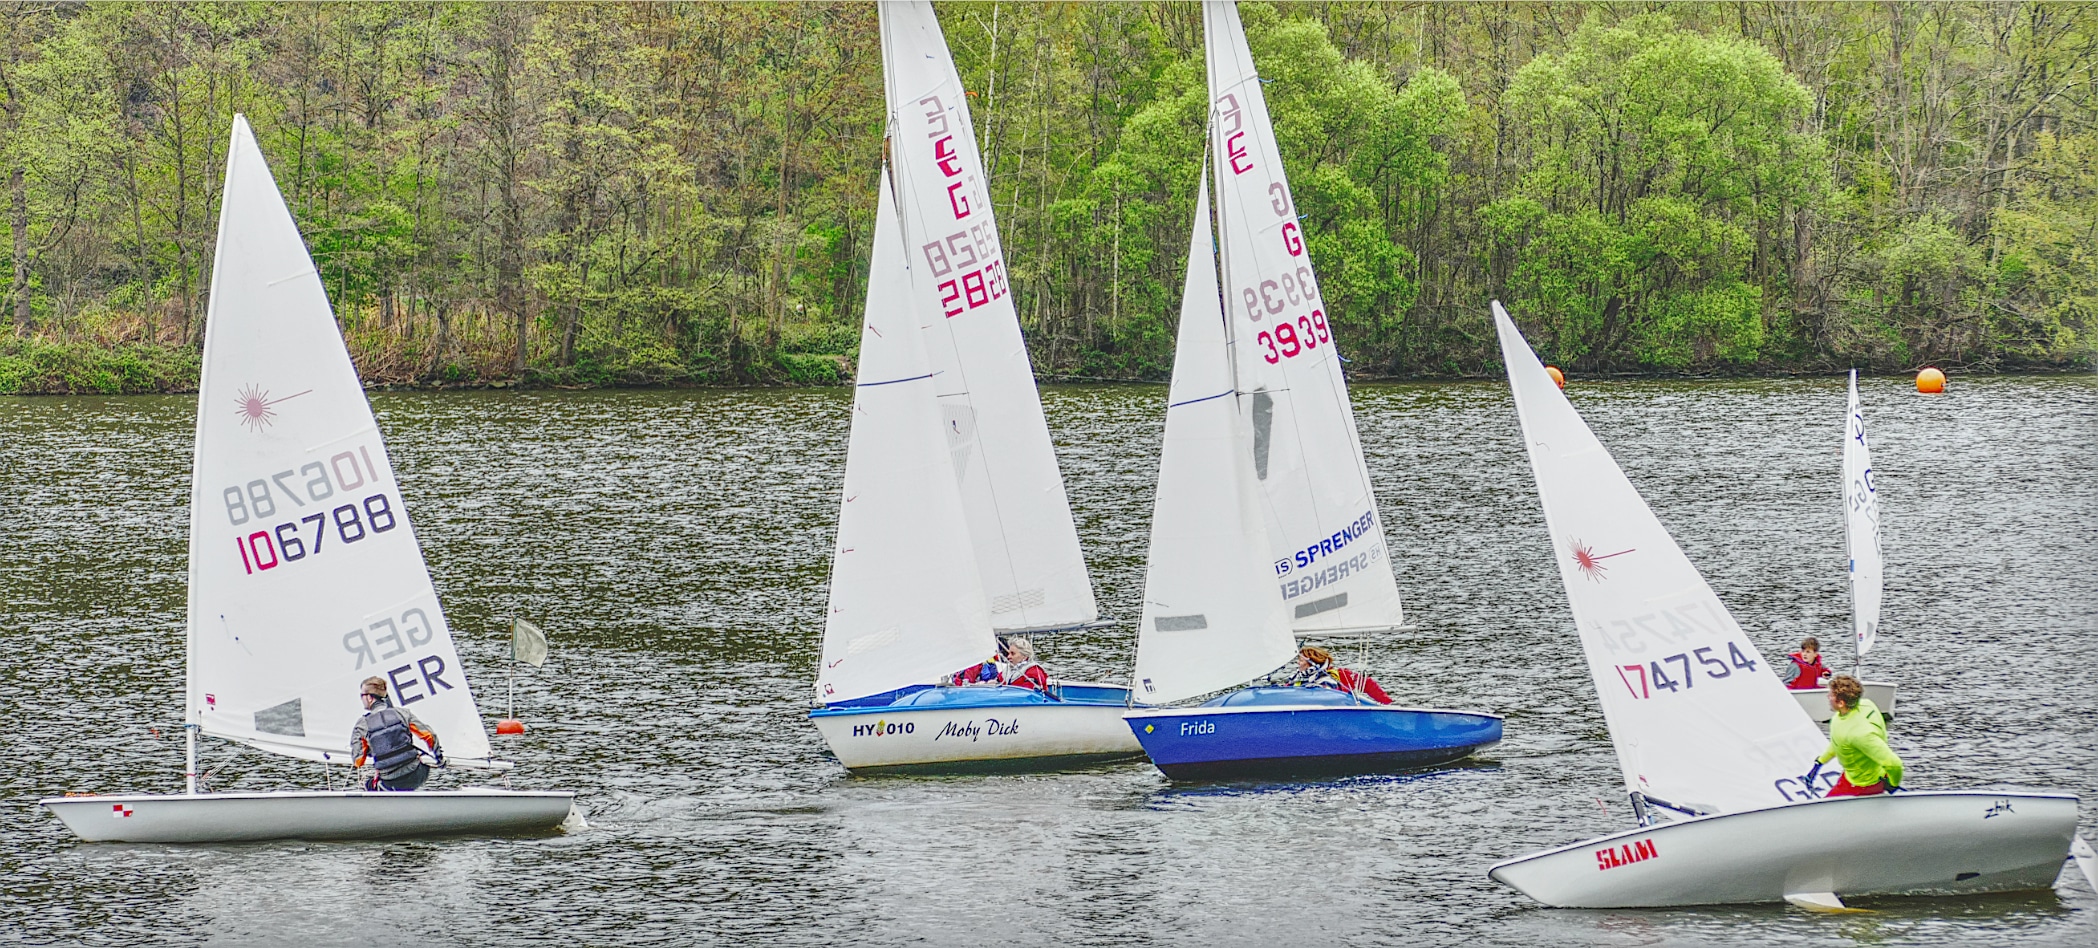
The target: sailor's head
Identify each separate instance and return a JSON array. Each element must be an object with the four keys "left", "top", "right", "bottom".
[
  {"left": 1827, "top": 674, "right": 1863, "bottom": 713},
  {"left": 1001, "top": 636, "right": 1034, "bottom": 664},
  {"left": 359, "top": 677, "right": 390, "bottom": 708},
  {"left": 1799, "top": 636, "right": 1821, "bottom": 657},
  {"left": 1297, "top": 646, "right": 1333, "bottom": 670}
]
